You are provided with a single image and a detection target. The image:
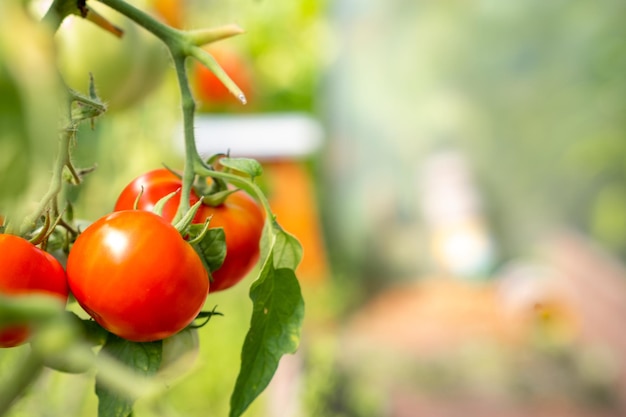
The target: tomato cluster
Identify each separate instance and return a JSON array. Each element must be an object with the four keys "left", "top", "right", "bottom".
[
  {"left": 114, "top": 169, "right": 265, "bottom": 292},
  {"left": 0, "top": 168, "right": 265, "bottom": 346}
]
